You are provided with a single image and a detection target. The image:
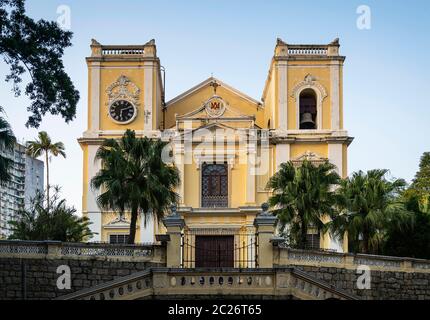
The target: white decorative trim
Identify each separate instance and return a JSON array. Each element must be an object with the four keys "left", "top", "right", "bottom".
[
  {"left": 246, "top": 141, "right": 256, "bottom": 204},
  {"left": 144, "top": 61, "right": 153, "bottom": 130},
  {"left": 87, "top": 212, "right": 101, "bottom": 242},
  {"left": 330, "top": 62, "right": 340, "bottom": 130},
  {"left": 140, "top": 215, "right": 154, "bottom": 243},
  {"left": 328, "top": 143, "right": 343, "bottom": 176},
  {"left": 174, "top": 152, "right": 185, "bottom": 204},
  {"left": 86, "top": 145, "right": 102, "bottom": 241},
  {"left": 275, "top": 144, "right": 290, "bottom": 170},
  {"left": 90, "top": 62, "right": 101, "bottom": 131},
  {"left": 277, "top": 62, "right": 288, "bottom": 130},
  {"left": 291, "top": 74, "right": 328, "bottom": 130}
]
